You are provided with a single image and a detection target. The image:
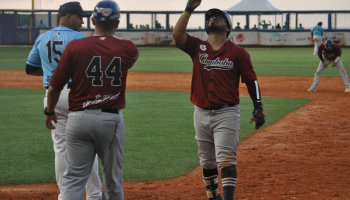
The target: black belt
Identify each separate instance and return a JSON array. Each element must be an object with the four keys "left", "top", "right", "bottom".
[
  {"left": 201, "top": 104, "right": 236, "bottom": 110},
  {"left": 71, "top": 109, "right": 119, "bottom": 114},
  {"left": 45, "top": 82, "right": 72, "bottom": 89}
]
